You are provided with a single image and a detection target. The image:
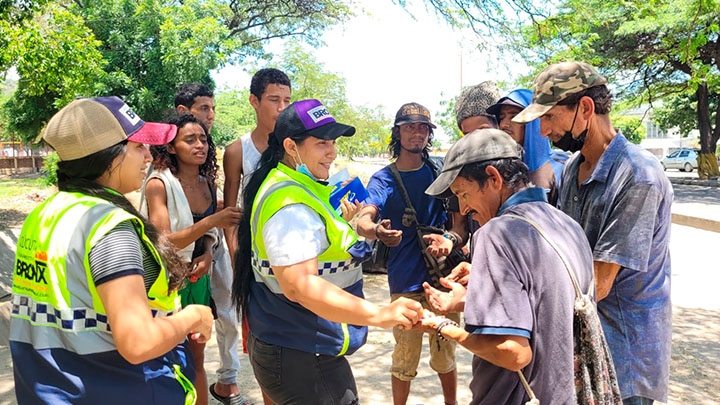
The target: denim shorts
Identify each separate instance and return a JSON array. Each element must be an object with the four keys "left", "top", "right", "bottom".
[{"left": 247, "top": 333, "right": 359, "bottom": 405}]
